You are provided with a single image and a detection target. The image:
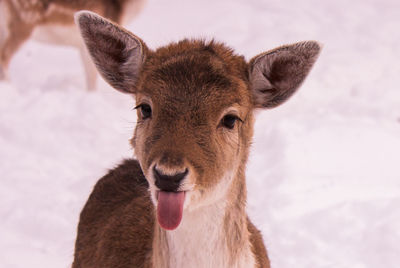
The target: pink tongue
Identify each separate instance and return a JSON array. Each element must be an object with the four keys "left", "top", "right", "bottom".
[{"left": 157, "top": 191, "right": 185, "bottom": 230}]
